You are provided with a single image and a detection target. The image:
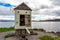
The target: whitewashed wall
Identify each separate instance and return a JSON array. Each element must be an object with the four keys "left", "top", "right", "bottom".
[{"left": 15, "top": 10, "right": 32, "bottom": 29}]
